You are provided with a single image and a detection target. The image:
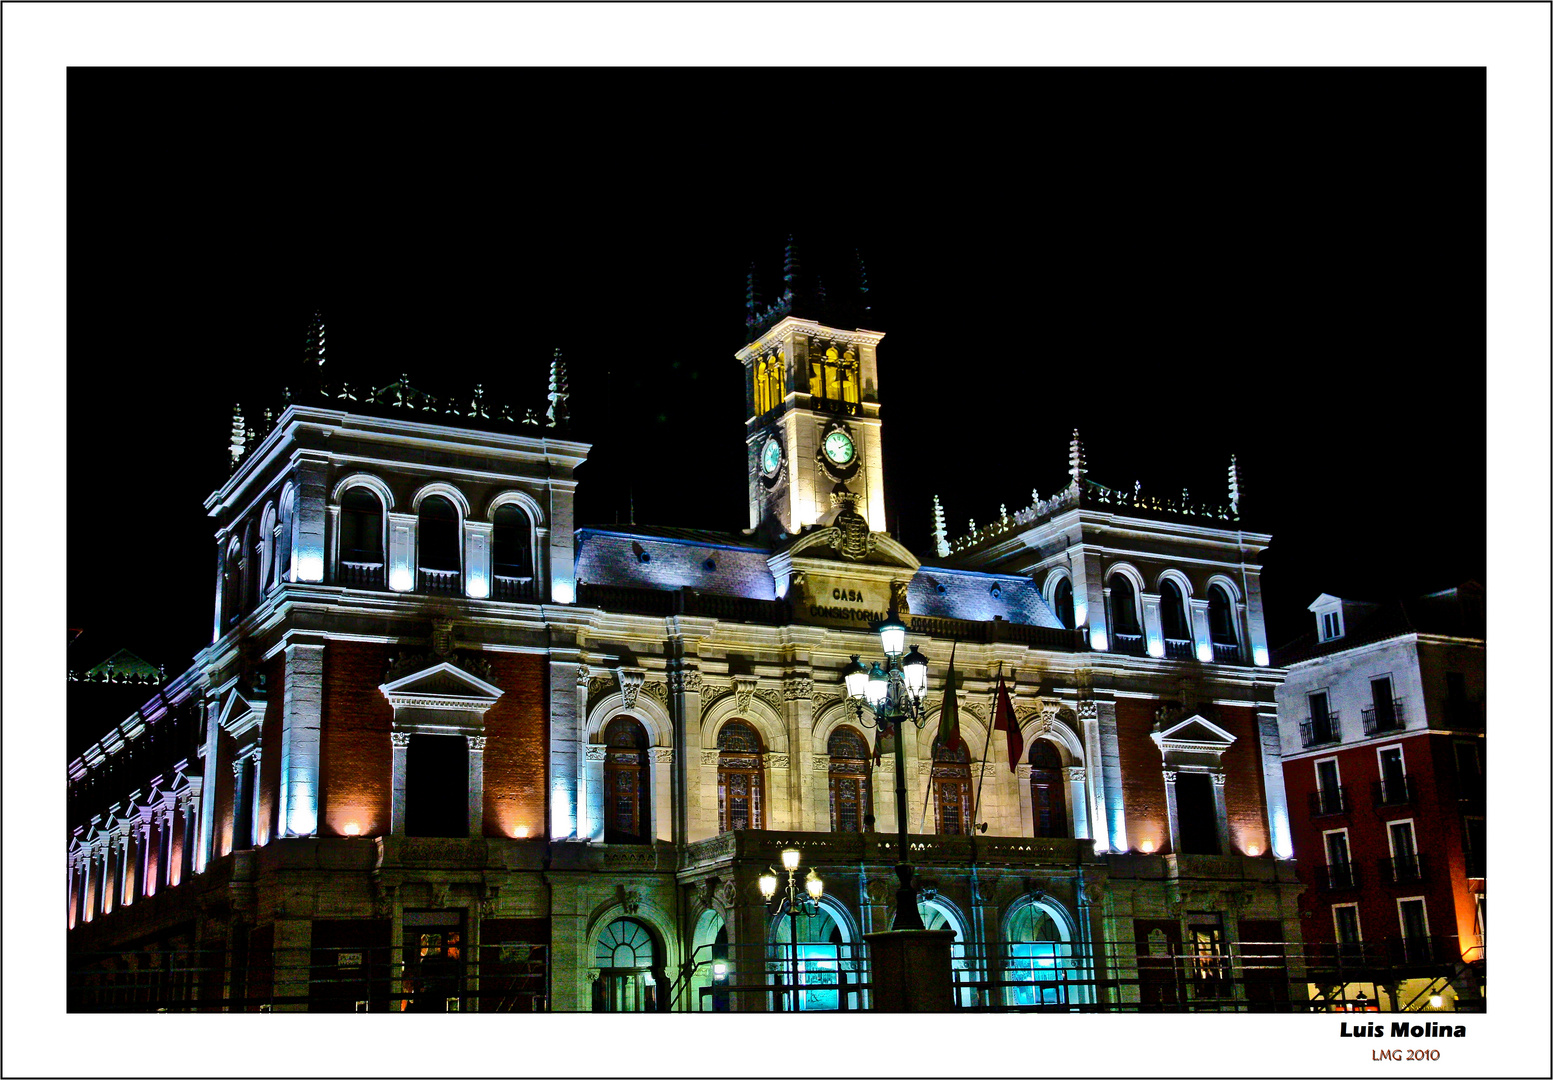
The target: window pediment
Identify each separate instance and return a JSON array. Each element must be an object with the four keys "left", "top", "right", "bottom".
[
  {"left": 217, "top": 686, "right": 267, "bottom": 738},
  {"left": 379, "top": 661, "right": 503, "bottom": 715},
  {"left": 1150, "top": 714, "right": 1236, "bottom": 756}
]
